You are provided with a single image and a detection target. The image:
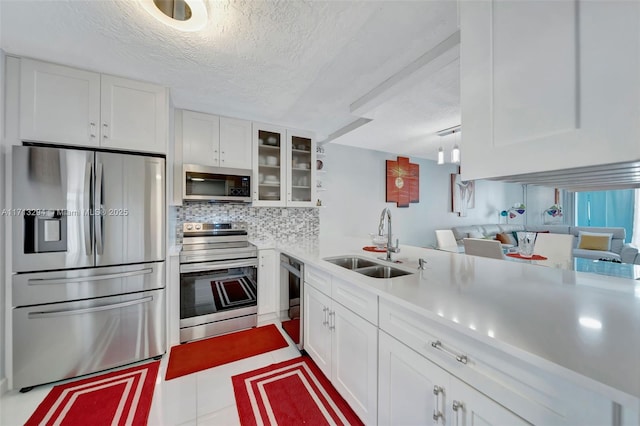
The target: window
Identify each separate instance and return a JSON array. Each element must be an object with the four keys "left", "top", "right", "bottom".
[{"left": 575, "top": 190, "right": 635, "bottom": 242}]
